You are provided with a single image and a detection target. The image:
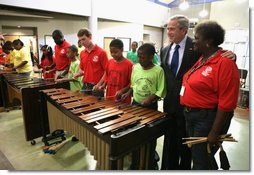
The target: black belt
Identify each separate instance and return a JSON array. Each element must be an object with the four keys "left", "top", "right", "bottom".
[{"left": 184, "top": 106, "right": 217, "bottom": 113}]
